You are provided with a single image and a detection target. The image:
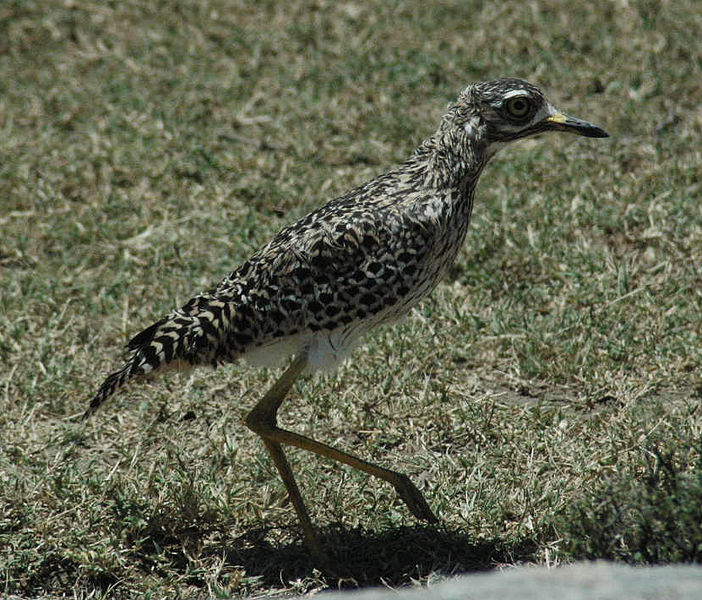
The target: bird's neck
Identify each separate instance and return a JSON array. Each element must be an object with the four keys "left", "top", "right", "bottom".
[{"left": 412, "top": 121, "right": 490, "bottom": 196}]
